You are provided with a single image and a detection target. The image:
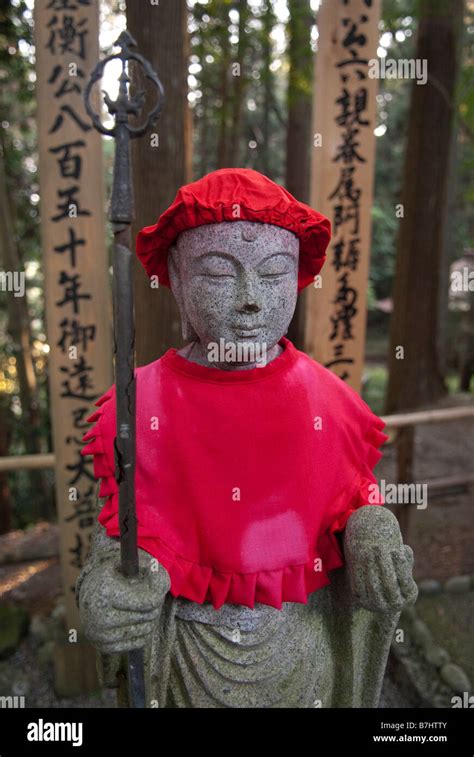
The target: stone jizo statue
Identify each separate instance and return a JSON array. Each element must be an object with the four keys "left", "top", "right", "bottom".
[{"left": 76, "top": 169, "right": 418, "bottom": 708}]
